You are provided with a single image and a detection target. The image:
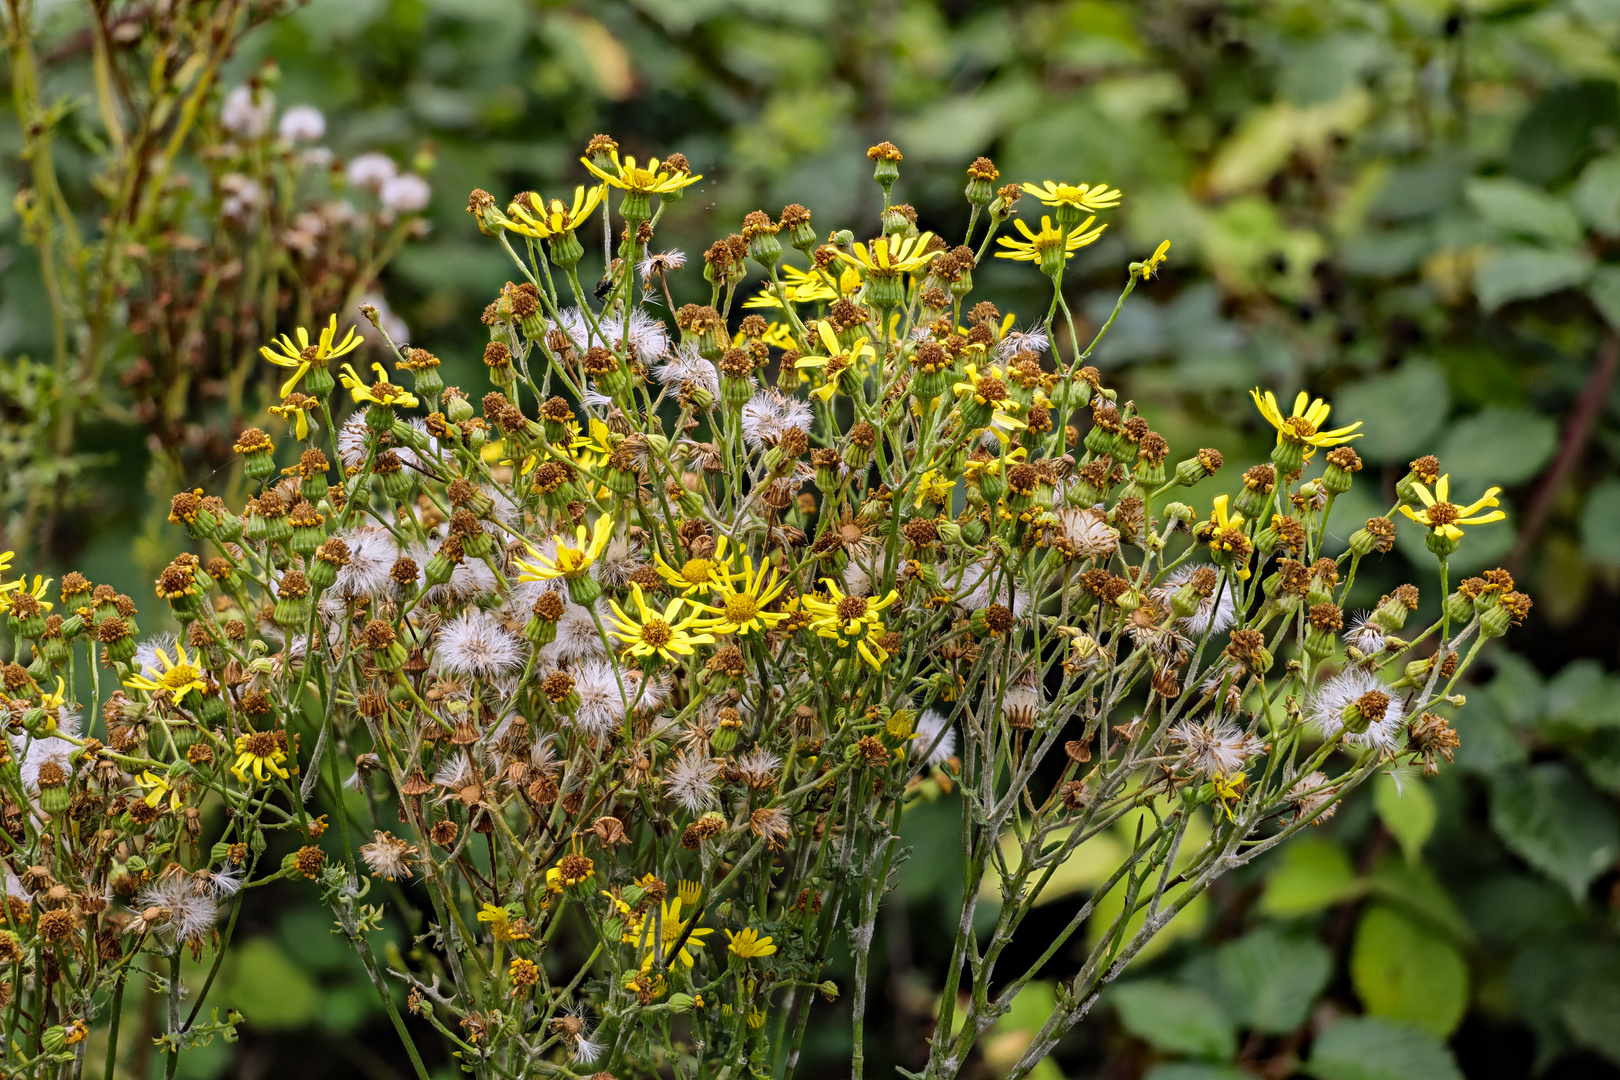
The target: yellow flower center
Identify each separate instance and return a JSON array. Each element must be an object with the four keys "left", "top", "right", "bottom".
[
  {"left": 244, "top": 731, "right": 277, "bottom": 757},
  {"left": 641, "top": 618, "right": 673, "bottom": 648},
  {"left": 162, "top": 664, "right": 200, "bottom": 692},
  {"left": 836, "top": 596, "right": 869, "bottom": 622},
  {"left": 680, "top": 559, "right": 713, "bottom": 585},
  {"left": 1425, "top": 501, "right": 1459, "bottom": 526},
  {"left": 723, "top": 594, "right": 760, "bottom": 623},
  {"left": 1281, "top": 416, "right": 1317, "bottom": 440}
]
